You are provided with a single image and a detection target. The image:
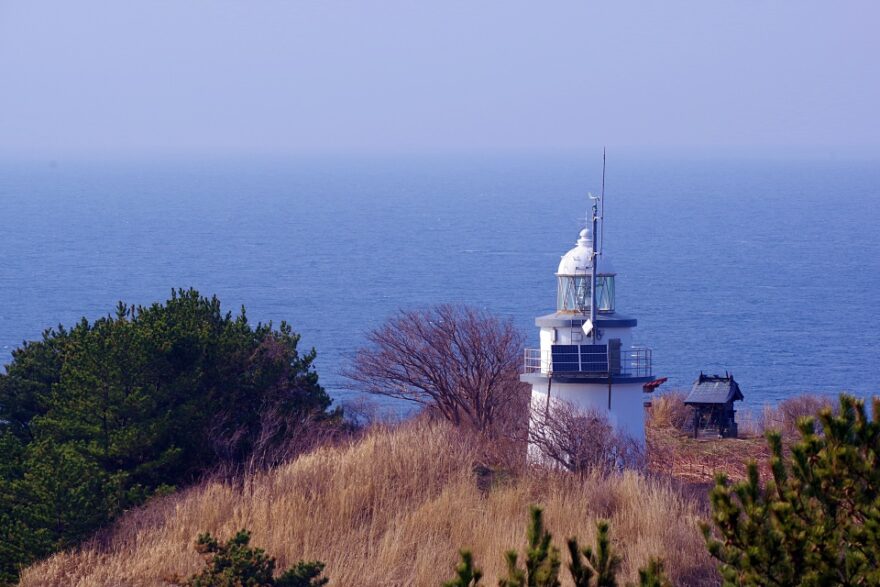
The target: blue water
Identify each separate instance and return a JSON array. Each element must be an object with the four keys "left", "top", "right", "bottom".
[{"left": 1, "top": 154, "right": 878, "bottom": 409}]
